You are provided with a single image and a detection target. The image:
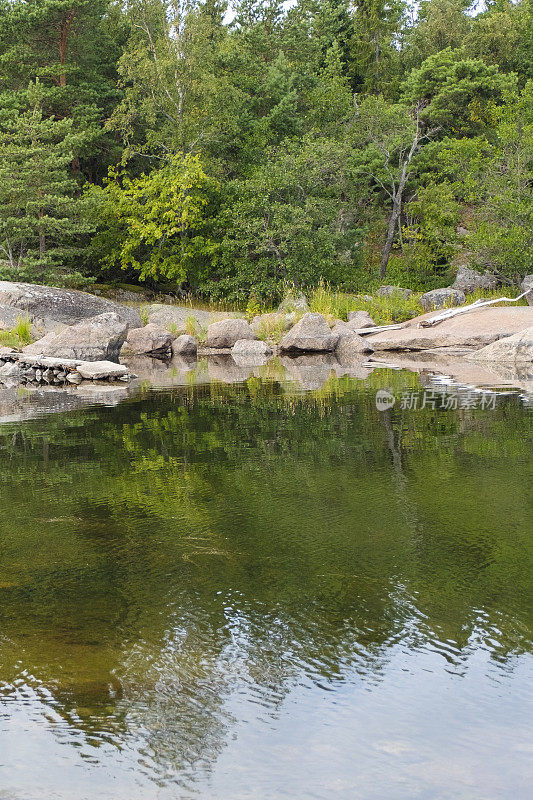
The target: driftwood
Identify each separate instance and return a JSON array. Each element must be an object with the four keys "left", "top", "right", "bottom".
[
  {"left": 353, "top": 291, "right": 530, "bottom": 336},
  {"left": 355, "top": 324, "right": 404, "bottom": 336},
  {"left": 419, "top": 291, "right": 530, "bottom": 327}
]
